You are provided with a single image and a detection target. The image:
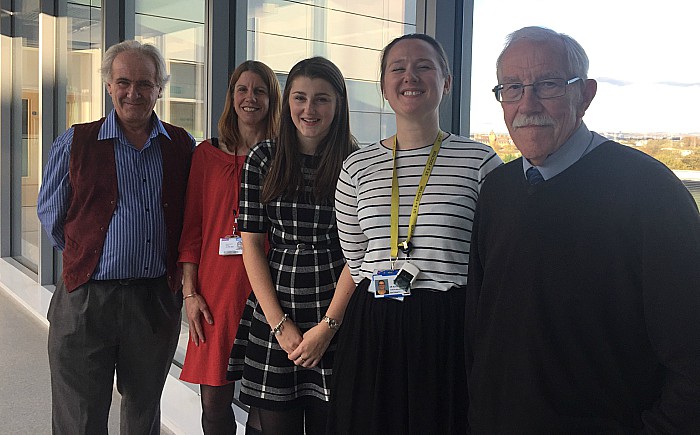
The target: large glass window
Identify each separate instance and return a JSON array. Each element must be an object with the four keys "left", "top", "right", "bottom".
[
  {"left": 64, "top": 0, "right": 102, "bottom": 129},
  {"left": 469, "top": 1, "right": 700, "bottom": 167},
  {"left": 247, "top": 0, "right": 417, "bottom": 146},
  {"left": 135, "top": 0, "right": 206, "bottom": 141},
  {"left": 7, "top": 0, "right": 41, "bottom": 271}
]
